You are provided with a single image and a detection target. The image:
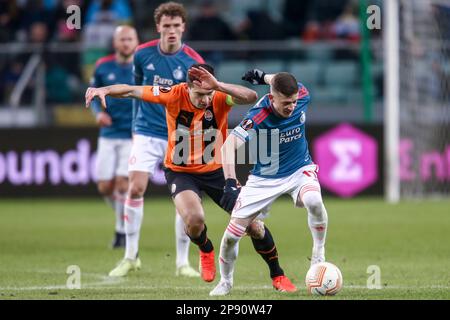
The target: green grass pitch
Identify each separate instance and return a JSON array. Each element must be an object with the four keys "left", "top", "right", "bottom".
[{"left": 0, "top": 197, "right": 449, "bottom": 300}]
